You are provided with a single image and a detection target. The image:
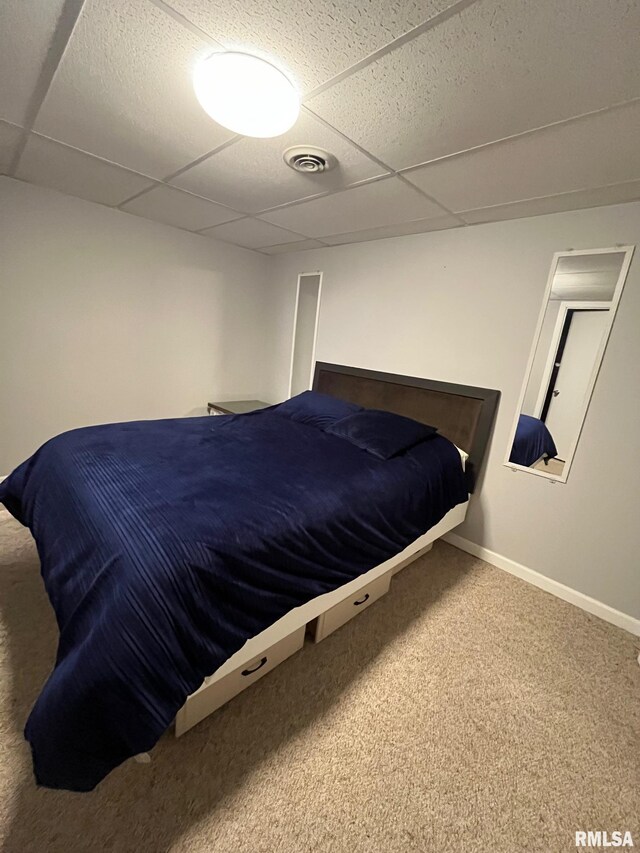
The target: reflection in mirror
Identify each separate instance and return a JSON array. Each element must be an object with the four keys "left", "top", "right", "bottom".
[{"left": 506, "top": 247, "right": 634, "bottom": 482}]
